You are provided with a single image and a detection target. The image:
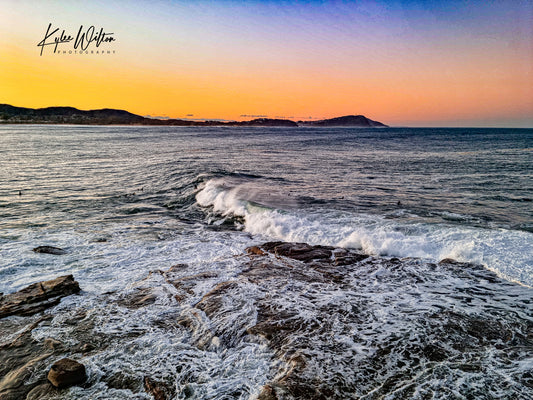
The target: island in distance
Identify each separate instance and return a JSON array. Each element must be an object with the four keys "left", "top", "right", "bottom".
[{"left": 0, "top": 104, "right": 388, "bottom": 127}]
